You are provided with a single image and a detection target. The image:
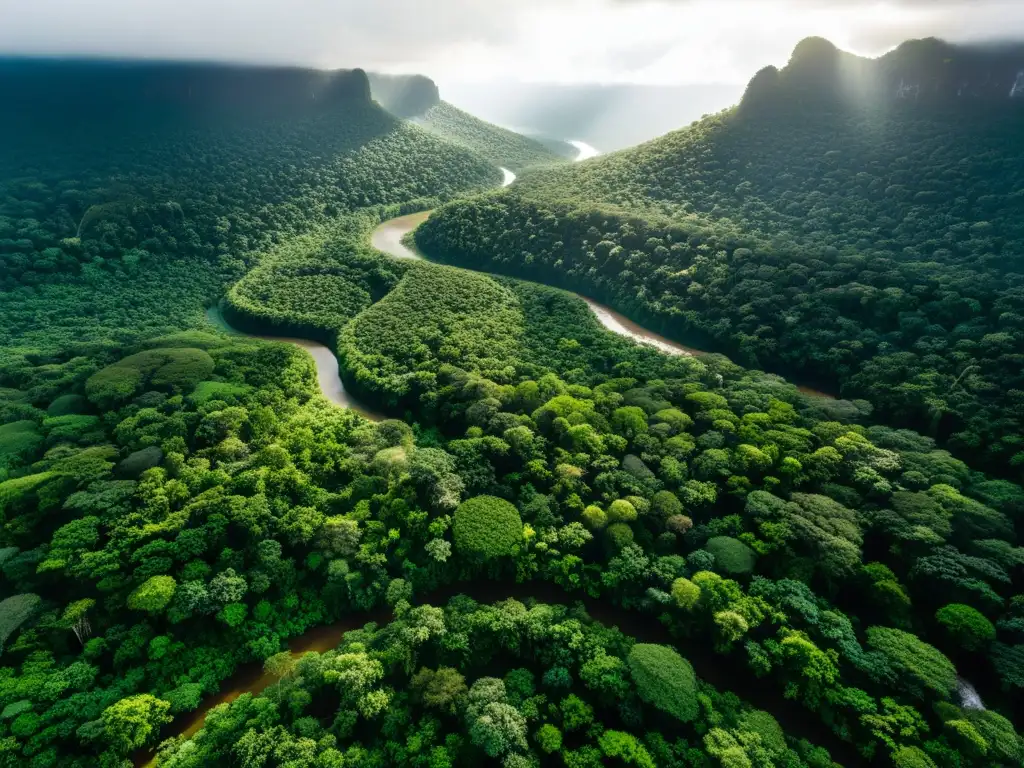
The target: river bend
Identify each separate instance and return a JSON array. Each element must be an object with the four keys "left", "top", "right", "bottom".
[
  {"left": 135, "top": 581, "right": 863, "bottom": 768},
  {"left": 205, "top": 306, "right": 386, "bottom": 422}
]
